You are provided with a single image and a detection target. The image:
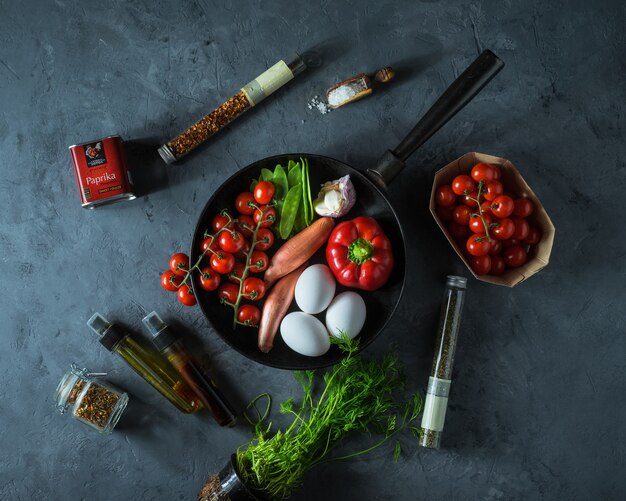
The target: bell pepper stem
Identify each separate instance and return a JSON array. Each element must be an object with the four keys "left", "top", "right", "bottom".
[{"left": 348, "top": 238, "right": 374, "bottom": 264}]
